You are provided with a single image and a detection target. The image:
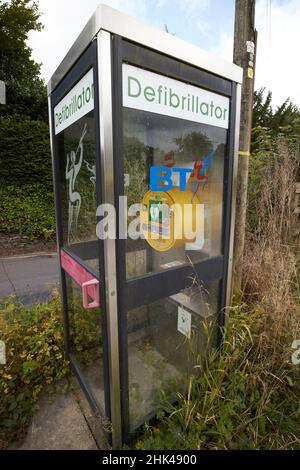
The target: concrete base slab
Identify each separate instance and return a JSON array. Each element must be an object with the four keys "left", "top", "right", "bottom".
[{"left": 13, "top": 380, "right": 100, "bottom": 450}]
